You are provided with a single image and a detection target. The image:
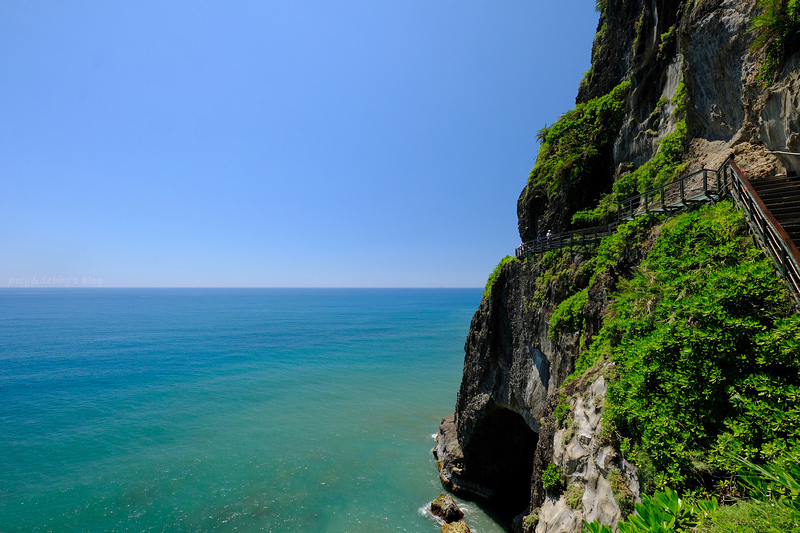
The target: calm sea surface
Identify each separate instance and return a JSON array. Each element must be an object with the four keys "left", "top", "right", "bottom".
[{"left": 0, "top": 289, "right": 505, "bottom": 532}]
